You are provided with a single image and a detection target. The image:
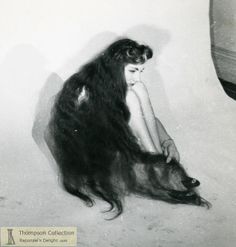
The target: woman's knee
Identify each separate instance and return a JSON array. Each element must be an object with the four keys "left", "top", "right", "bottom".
[
  {"left": 126, "top": 89, "right": 142, "bottom": 112},
  {"left": 132, "top": 82, "right": 150, "bottom": 103}
]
